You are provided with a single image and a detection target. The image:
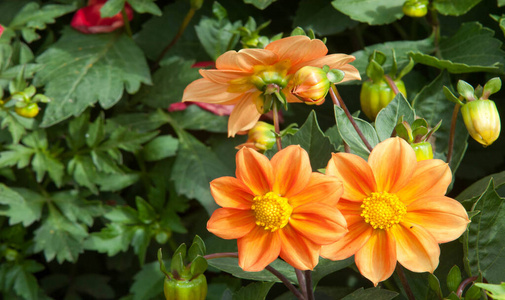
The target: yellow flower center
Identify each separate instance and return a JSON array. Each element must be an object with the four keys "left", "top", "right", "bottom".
[
  {"left": 251, "top": 192, "right": 292, "bottom": 232},
  {"left": 361, "top": 192, "right": 407, "bottom": 230},
  {"left": 228, "top": 61, "right": 292, "bottom": 93}
]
